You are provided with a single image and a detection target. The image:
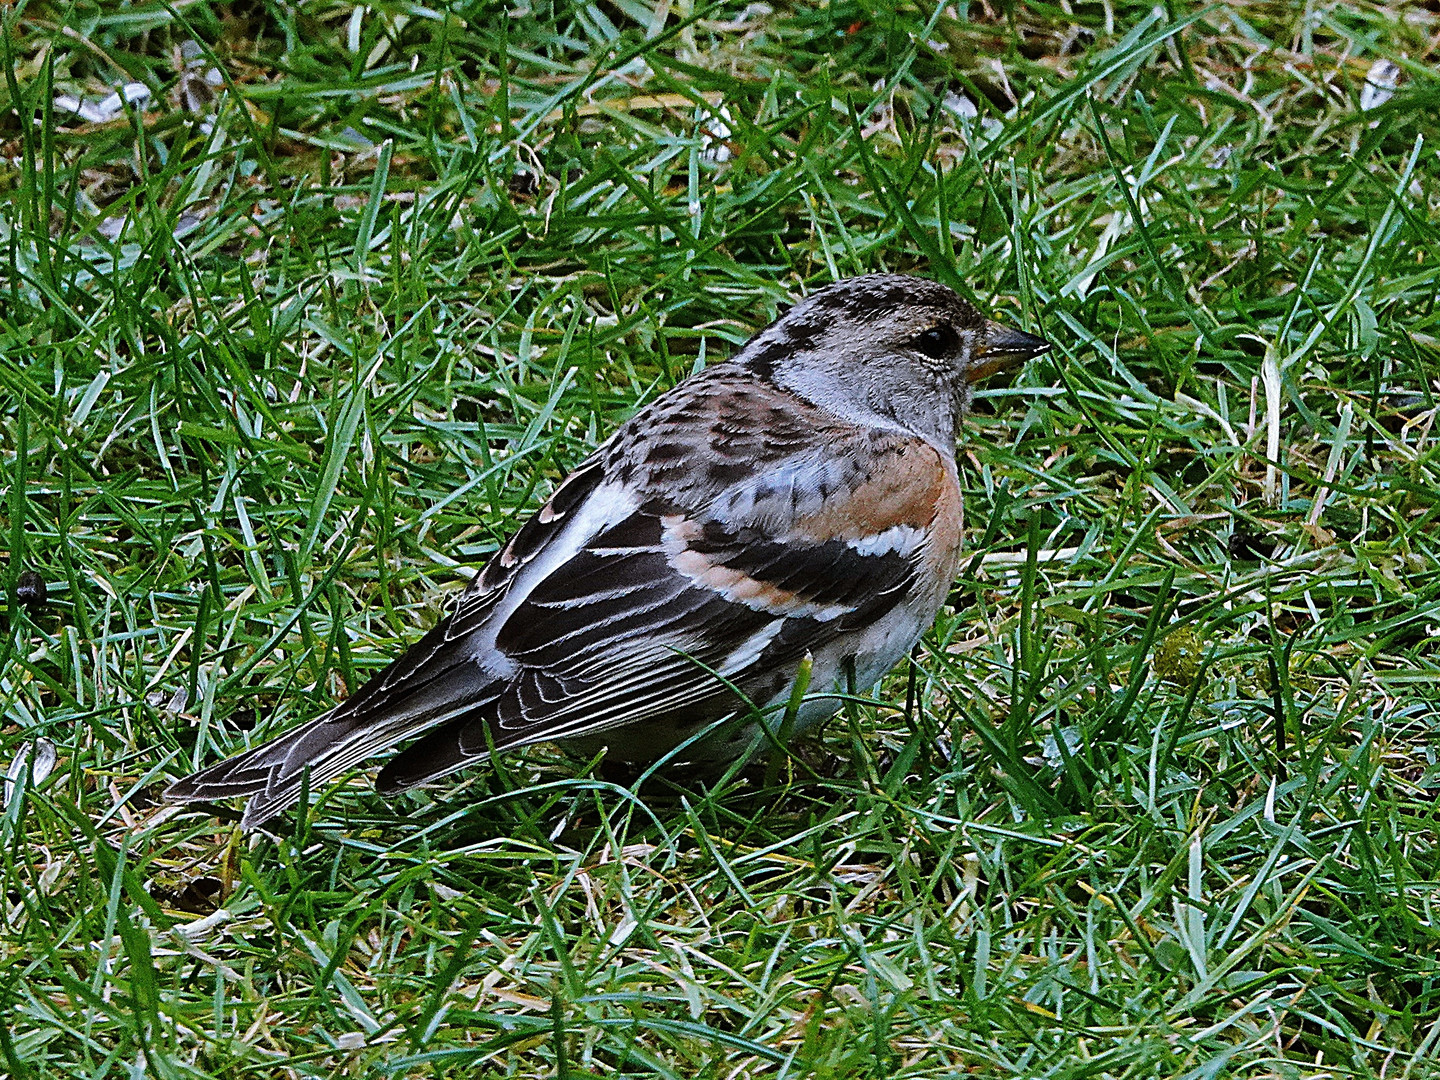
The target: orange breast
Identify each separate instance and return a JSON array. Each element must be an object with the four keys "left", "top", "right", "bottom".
[{"left": 794, "top": 438, "right": 959, "bottom": 550}]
